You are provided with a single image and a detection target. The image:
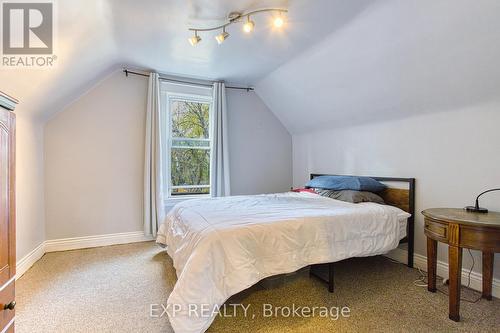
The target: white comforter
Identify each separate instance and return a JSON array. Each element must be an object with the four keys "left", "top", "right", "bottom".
[{"left": 156, "top": 192, "right": 410, "bottom": 333}]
